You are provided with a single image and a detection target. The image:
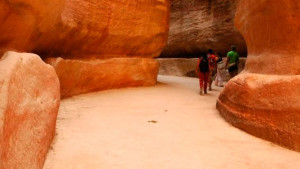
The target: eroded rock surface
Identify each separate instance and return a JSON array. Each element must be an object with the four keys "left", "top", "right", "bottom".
[
  {"left": 161, "top": 0, "right": 247, "bottom": 58},
  {"left": 0, "top": 0, "right": 170, "bottom": 59},
  {"left": 46, "top": 58, "right": 159, "bottom": 98},
  {"left": 158, "top": 58, "right": 199, "bottom": 77},
  {"left": 0, "top": 51, "right": 60, "bottom": 169},
  {"left": 217, "top": 0, "right": 300, "bottom": 151},
  {"left": 0, "top": 0, "right": 170, "bottom": 97}
]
